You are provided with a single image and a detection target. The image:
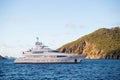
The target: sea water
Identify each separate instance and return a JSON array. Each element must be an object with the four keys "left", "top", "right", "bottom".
[{"left": 0, "top": 59, "right": 120, "bottom": 80}]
